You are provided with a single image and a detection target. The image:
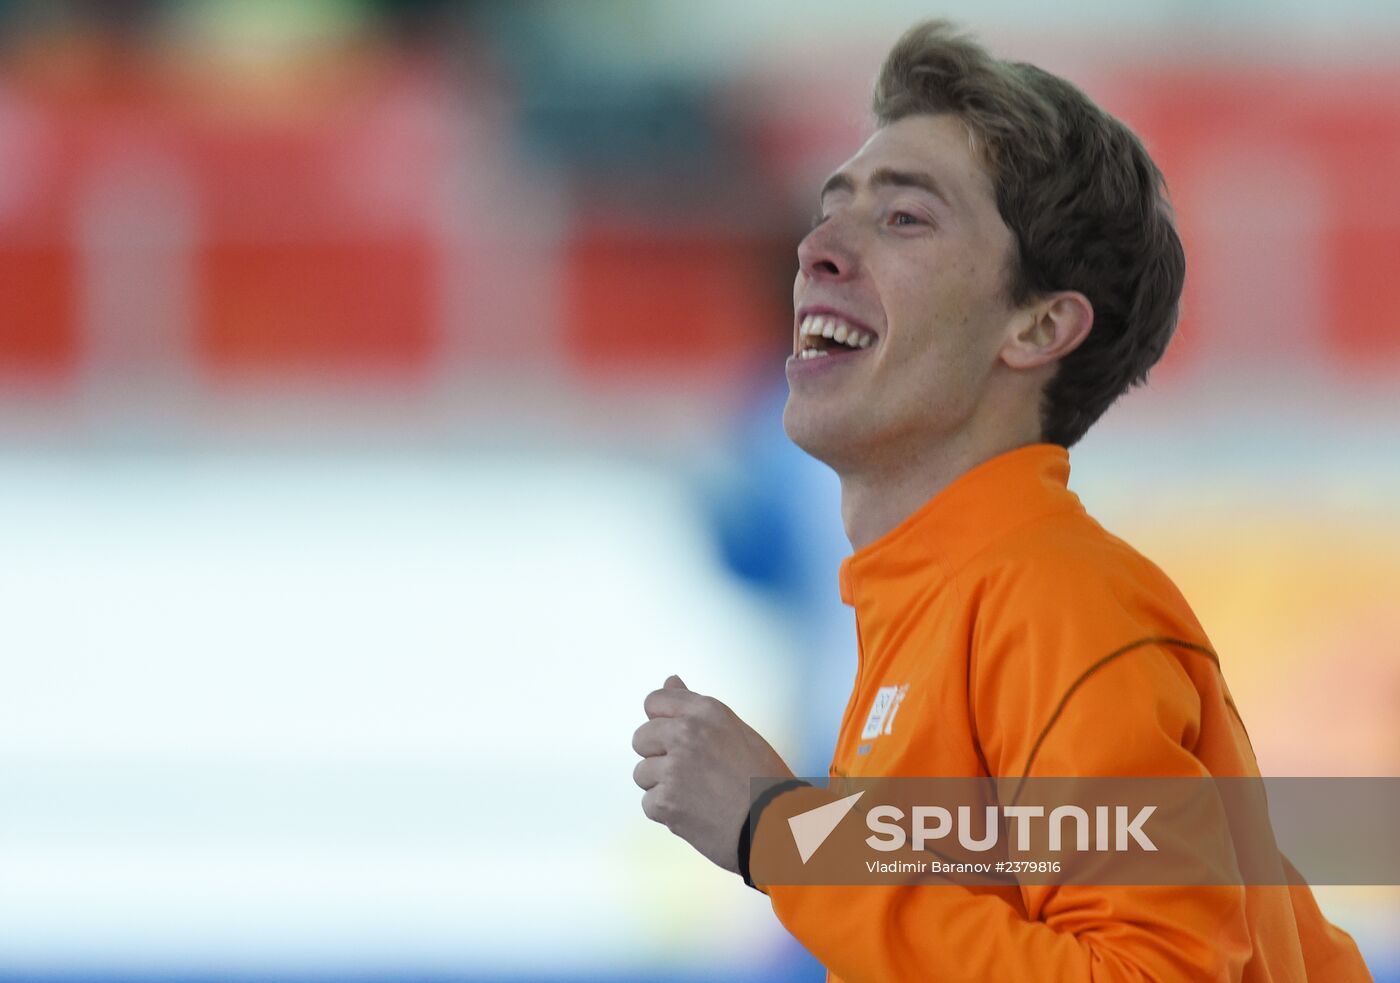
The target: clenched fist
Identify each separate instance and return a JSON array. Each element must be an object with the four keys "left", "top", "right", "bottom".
[{"left": 632, "top": 675, "right": 794, "bottom": 873}]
